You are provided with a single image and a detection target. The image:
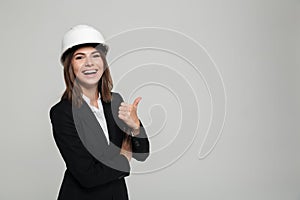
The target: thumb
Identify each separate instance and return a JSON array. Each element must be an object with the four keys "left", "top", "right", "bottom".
[{"left": 133, "top": 97, "right": 142, "bottom": 107}]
